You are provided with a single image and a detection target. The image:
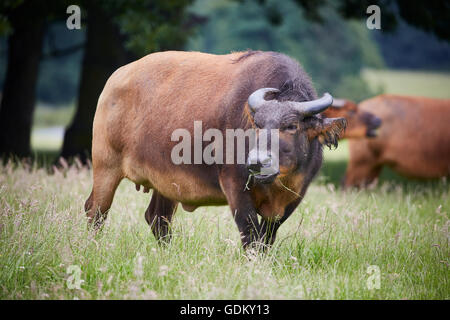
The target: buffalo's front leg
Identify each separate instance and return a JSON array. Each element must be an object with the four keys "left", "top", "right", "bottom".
[
  {"left": 219, "top": 170, "right": 261, "bottom": 249},
  {"left": 231, "top": 201, "right": 261, "bottom": 249},
  {"left": 260, "top": 198, "right": 301, "bottom": 247},
  {"left": 259, "top": 219, "right": 281, "bottom": 248}
]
